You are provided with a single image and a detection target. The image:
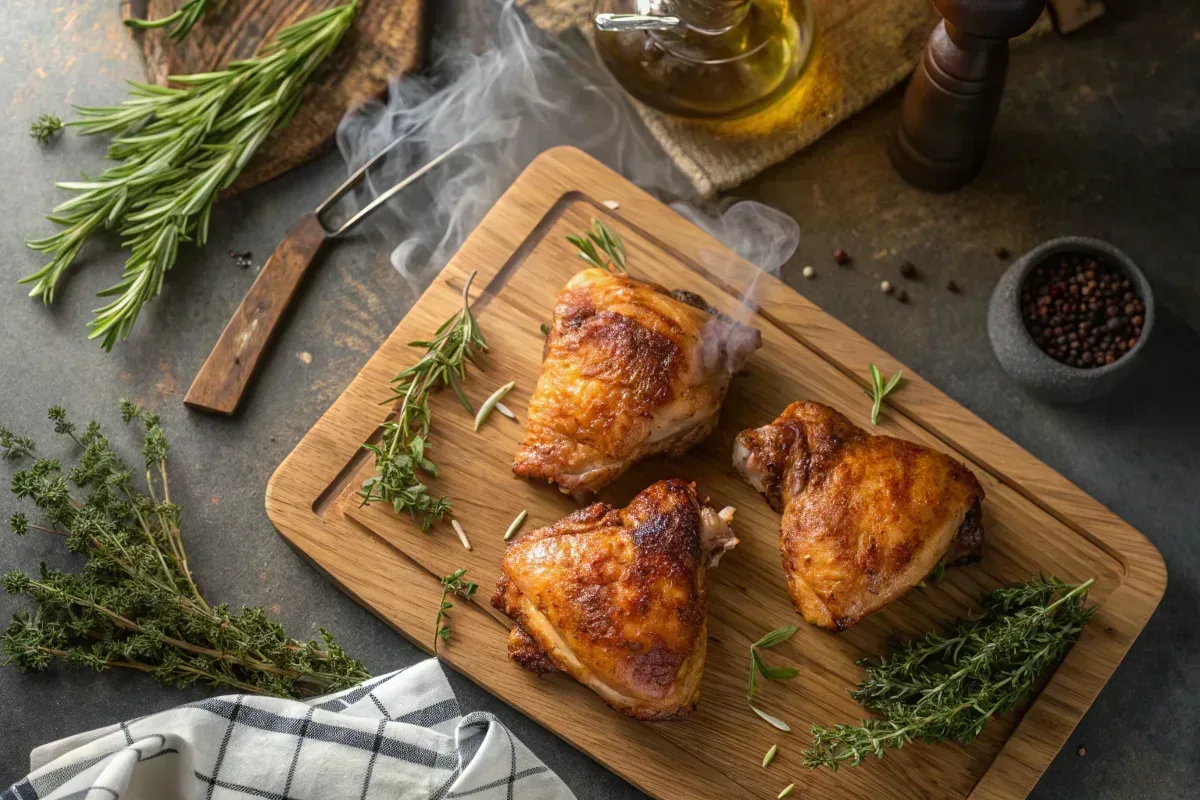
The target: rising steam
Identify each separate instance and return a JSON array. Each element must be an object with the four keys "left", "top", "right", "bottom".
[{"left": 335, "top": 0, "right": 798, "bottom": 298}]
